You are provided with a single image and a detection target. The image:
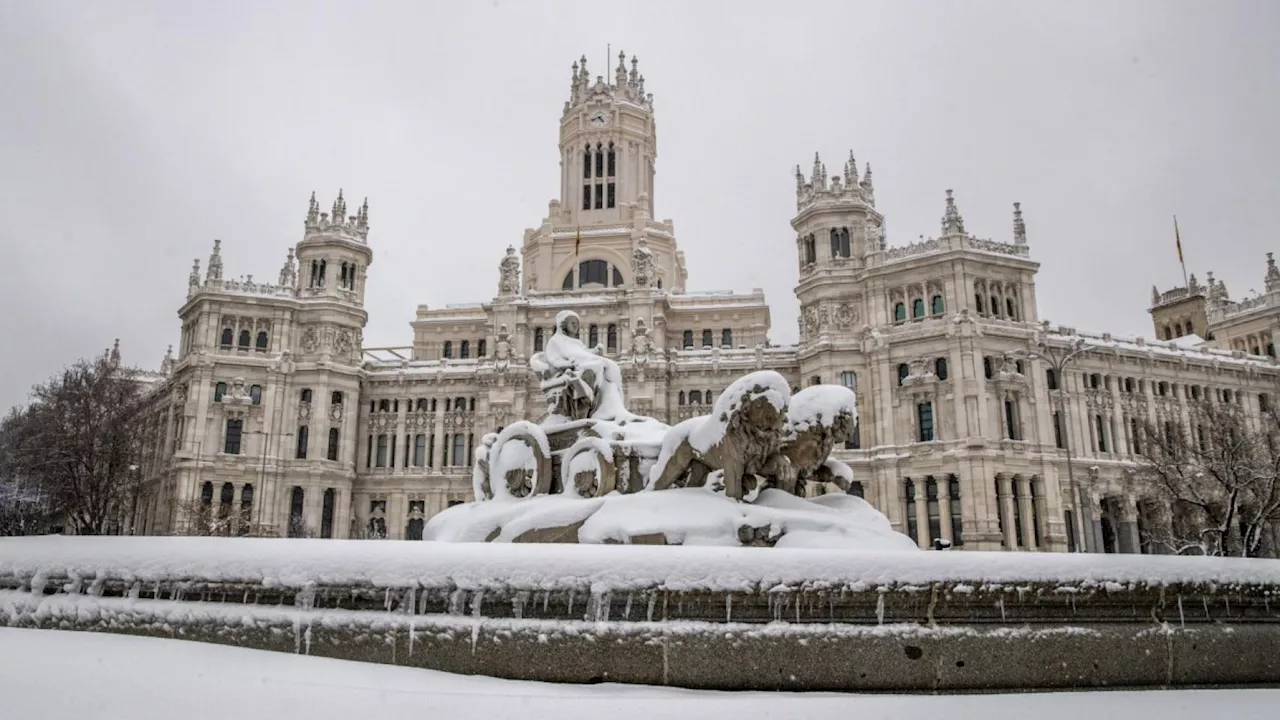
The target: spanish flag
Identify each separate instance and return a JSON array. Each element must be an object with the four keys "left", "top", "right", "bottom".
[{"left": 1174, "top": 215, "right": 1184, "bottom": 264}]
